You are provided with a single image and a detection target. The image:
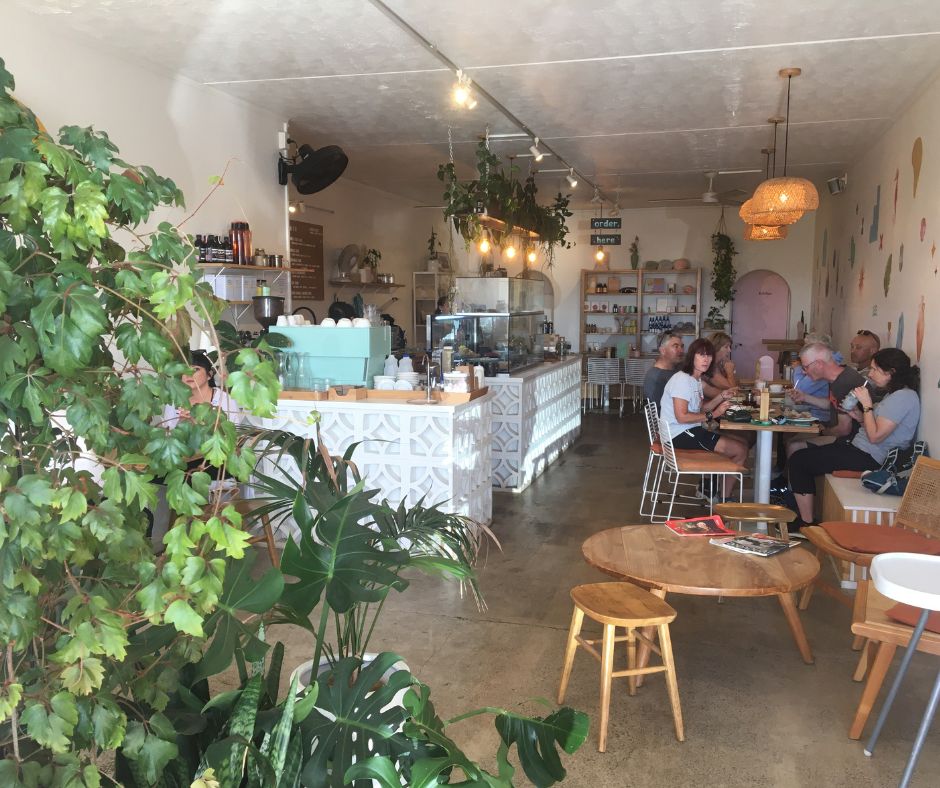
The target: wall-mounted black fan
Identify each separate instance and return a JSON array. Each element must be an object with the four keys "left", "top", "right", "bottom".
[{"left": 278, "top": 143, "right": 348, "bottom": 194}]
